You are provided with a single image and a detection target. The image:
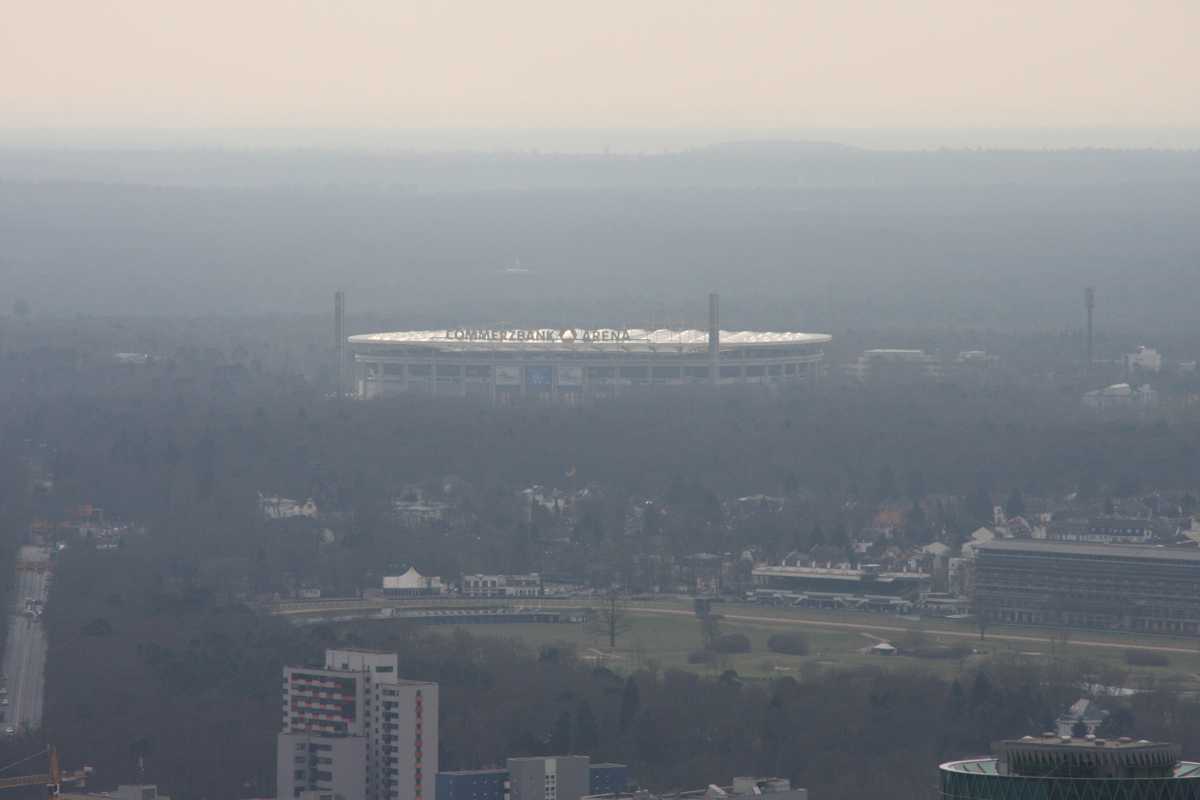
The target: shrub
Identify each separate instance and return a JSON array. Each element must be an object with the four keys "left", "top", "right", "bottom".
[
  {"left": 711, "top": 633, "right": 752, "bottom": 654},
  {"left": 767, "top": 632, "right": 810, "bottom": 656},
  {"left": 81, "top": 617, "right": 113, "bottom": 636},
  {"left": 1125, "top": 648, "right": 1169, "bottom": 667},
  {"left": 910, "top": 645, "right": 970, "bottom": 660}
]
